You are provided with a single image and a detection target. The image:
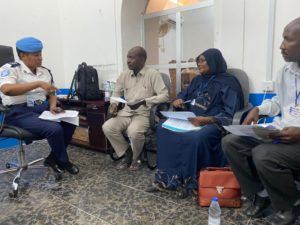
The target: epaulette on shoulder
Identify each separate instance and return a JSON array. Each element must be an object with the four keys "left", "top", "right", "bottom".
[{"left": 8, "top": 62, "right": 20, "bottom": 68}]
